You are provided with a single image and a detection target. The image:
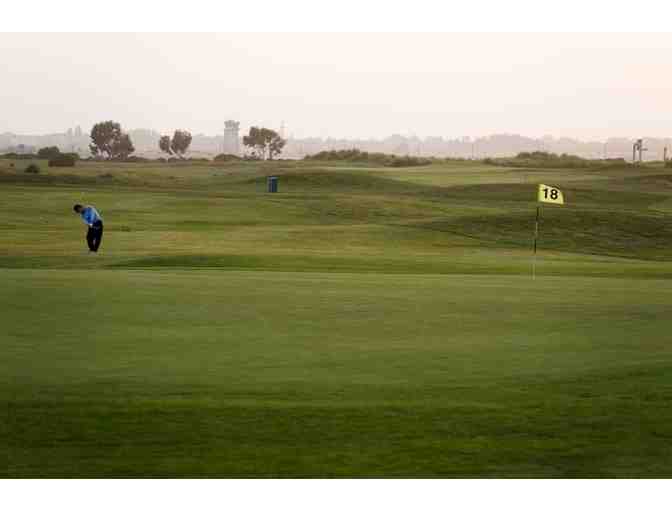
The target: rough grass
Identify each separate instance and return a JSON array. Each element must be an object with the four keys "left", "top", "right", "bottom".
[{"left": 423, "top": 208, "right": 672, "bottom": 261}]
